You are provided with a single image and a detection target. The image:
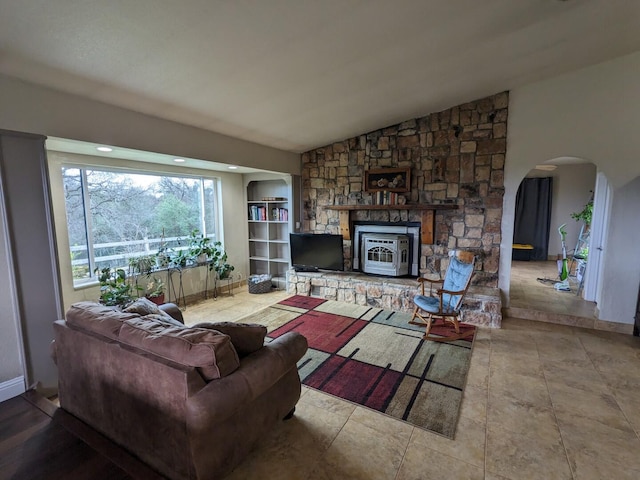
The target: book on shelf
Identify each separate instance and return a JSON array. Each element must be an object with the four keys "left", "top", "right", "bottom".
[
  {"left": 270, "top": 207, "right": 288, "bottom": 221},
  {"left": 261, "top": 196, "right": 287, "bottom": 201},
  {"left": 250, "top": 205, "right": 288, "bottom": 221},
  {"left": 249, "top": 205, "right": 268, "bottom": 221},
  {"left": 372, "top": 191, "right": 402, "bottom": 205}
]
